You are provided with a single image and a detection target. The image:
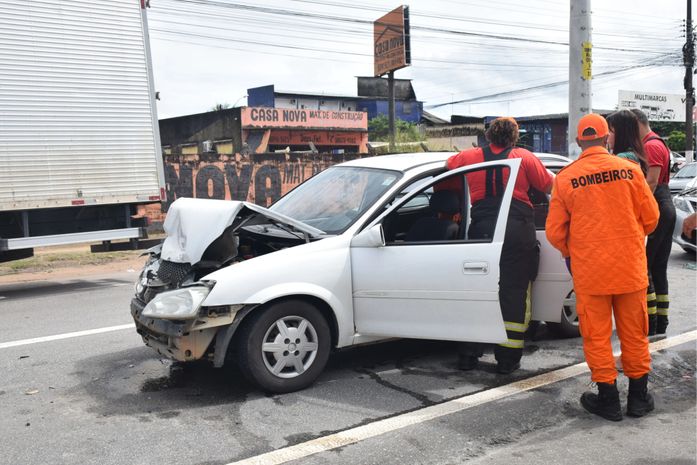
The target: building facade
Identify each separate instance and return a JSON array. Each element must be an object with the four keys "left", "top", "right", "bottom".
[{"left": 248, "top": 77, "right": 423, "bottom": 125}]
